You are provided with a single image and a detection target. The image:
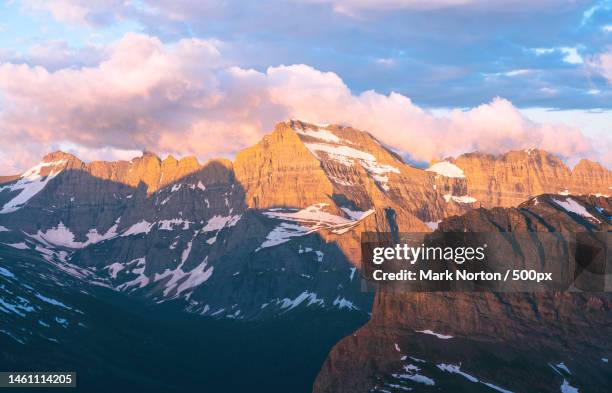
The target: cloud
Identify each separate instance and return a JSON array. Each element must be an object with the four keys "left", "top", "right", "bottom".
[
  {"left": 267, "top": 65, "right": 596, "bottom": 163},
  {"left": 18, "top": 0, "right": 604, "bottom": 112},
  {"left": 560, "top": 47, "right": 583, "bottom": 64},
  {"left": 375, "top": 58, "right": 397, "bottom": 67},
  {"left": 533, "top": 46, "right": 584, "bottom": 65},
  {"left": 0, "top": 33, "right": 607, "bottom": 174},
  {"left": 24, "top": 0, "right": 566, "bottom": 26},
  {"left": 23, "top": 0, "right": 127, "bottom": 26},
  {"left": 504, "top": 69, "right": 534, "bottom": 77},
  {"left": 306, "top": 0, "right": 475, "bottom": 14},
  {"left": 589, "top": 48, "right": 612, "bottom": 83},
  {"left": 582, "top": 1, "right": 612, "bottom": 26},
  {"left": 300, "top": 0, "right": 566, "bottom": 15}
]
